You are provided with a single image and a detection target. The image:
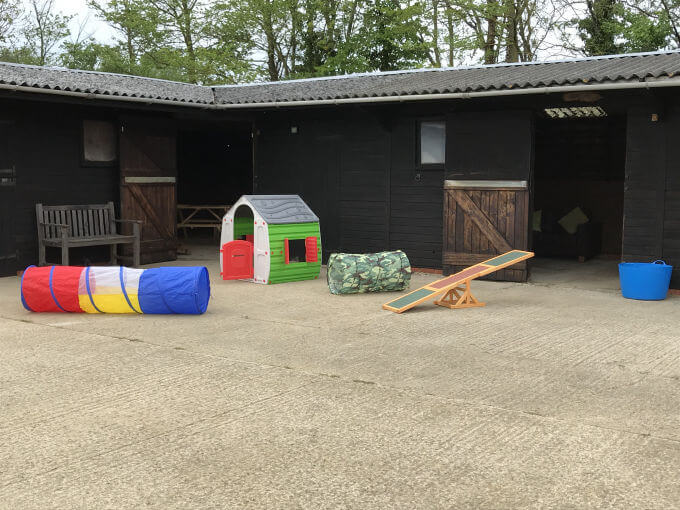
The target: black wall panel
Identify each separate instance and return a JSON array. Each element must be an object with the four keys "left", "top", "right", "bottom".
[
  {"left": 389, "top": 118, "right": 444, "bottom": 268},
  {"left": 446, "top": 110, "right": 533, "bottom": 180},
  {"left": 623, "top": 105, "right": 680, "bottom": 287},
  {"left": 4, "top": 101, "right": 119, "bottom": 268},
  {"left": 254, "top": 108, "right": 444, "bottom": 268}
]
